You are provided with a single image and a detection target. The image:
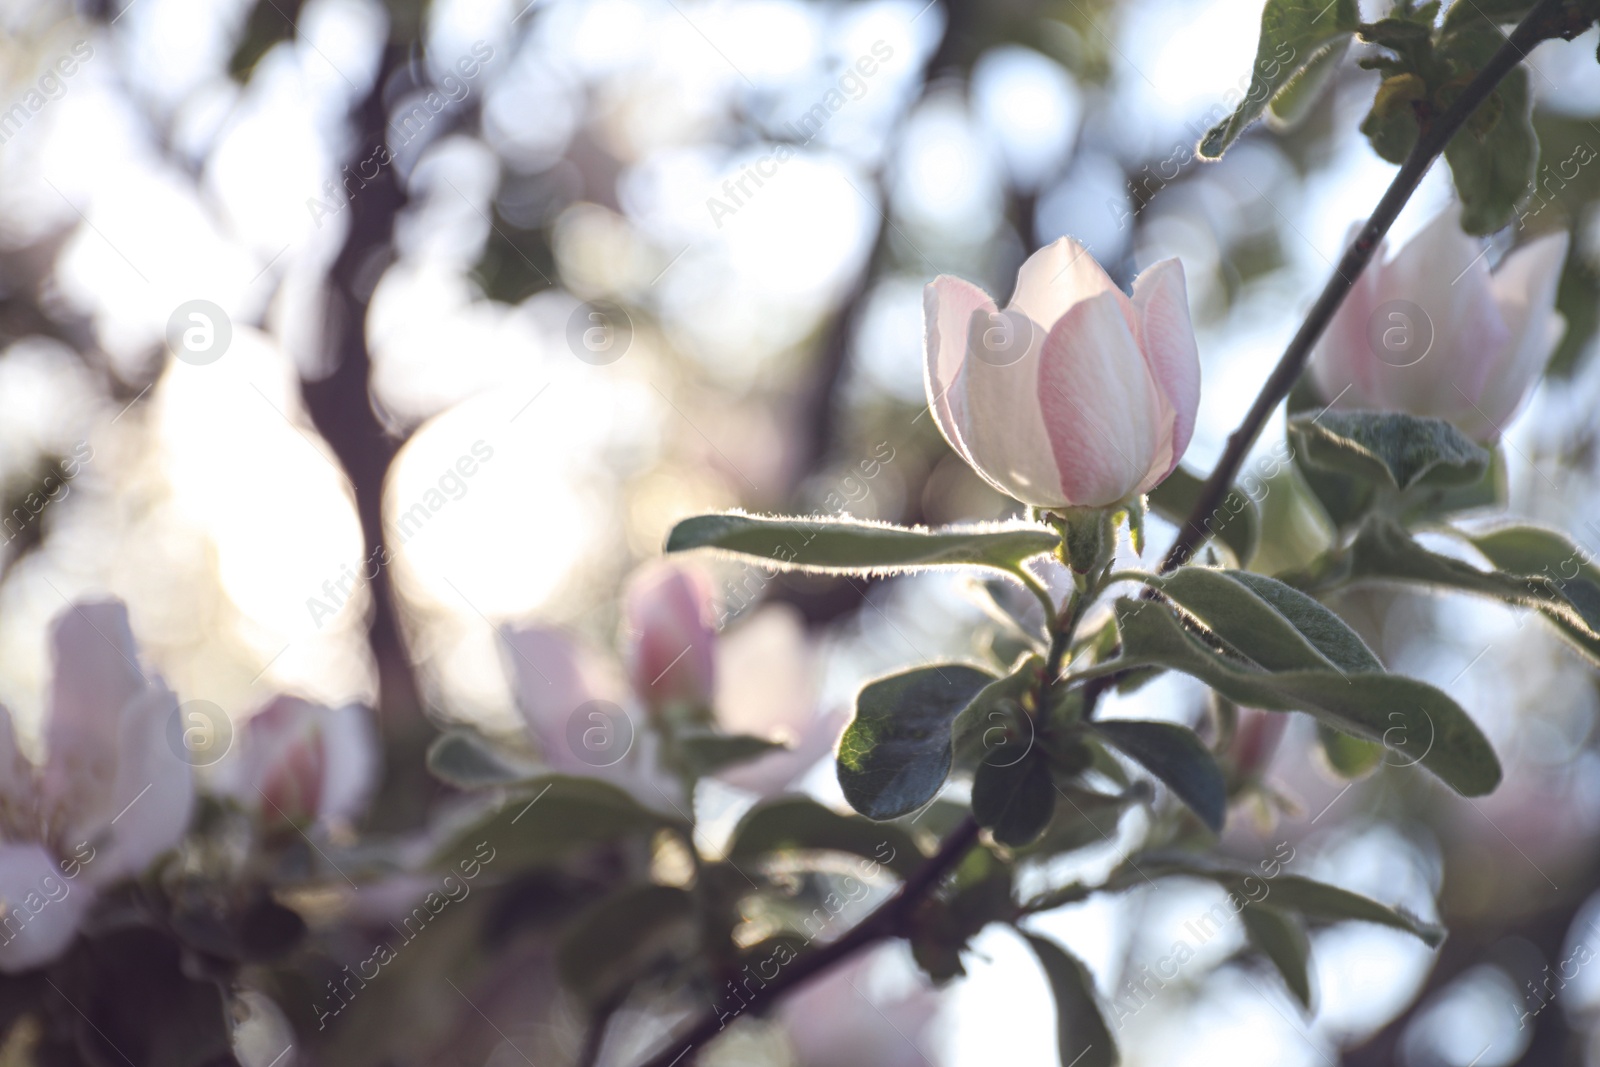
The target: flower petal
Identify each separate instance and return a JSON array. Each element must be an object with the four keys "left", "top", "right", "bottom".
[
  {"left": 1007, "top": 237, "right": 1125, "bottom": 329},
  {"left": 1376, "top": 203, "right": 1510, "bottom": 419},
  {"left": 0, "top": 841, "right": 91, "bottom": 973},
  {"left": 498, "top": 626, "right": 624, "bottom": 770},
  {"left": 318, "top": 704, "right": 380, "bottom": 828},
  {"left": 1310, "top": 223, "right": 1387, "bottom": 409},
  {"left": 87, "top": 679, "right": 192, "bottom": 882},
  {"left": 922, "top": 276, "right": 996, "bottom": 470},
  {"left": 1037, "top": 289, "right": 1163, "bottom": 506},
  {"left": 624, "top": 562, "right": 718, "bottom": 715},
  {"left": 40, "top": 600, "right": 150, "bottom": 839},
  {"left": 1131, "top": 258, "right": 1202, "bottom": 479},
  {"left": 954, "top": 307, "right": 1065, "bottom": 506},
  {"left": 1471, "top": 229, "right": 1571, "bottom": 438}
]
